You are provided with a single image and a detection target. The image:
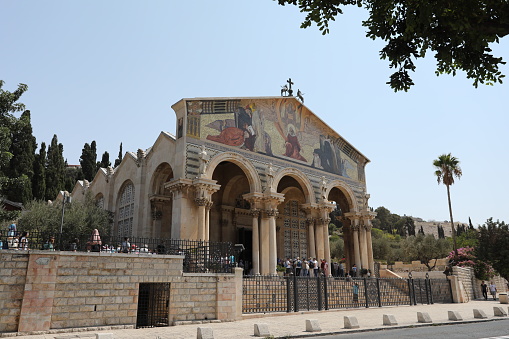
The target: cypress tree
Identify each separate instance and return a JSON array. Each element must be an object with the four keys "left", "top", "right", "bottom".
[
  {"left": 32, "top": 142, "right": 46, "bottom": 200},
  {"left": 45, "top": 135, "right": 65, "bottom": 201},
  {"left": 7, "top": 110, "right": 36, "bottom": 203},
  {"left": 114, "top": 142, "right": 123, "bottom": 168},
  {"left": 98, "top": 151, "right": 111, "bottom": 169},
  {"left": 91, "top": 141, "right": 98, "bottom": 173},
  {"left": 80, "top": 141, "right": 98, "bottom": 181}
]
